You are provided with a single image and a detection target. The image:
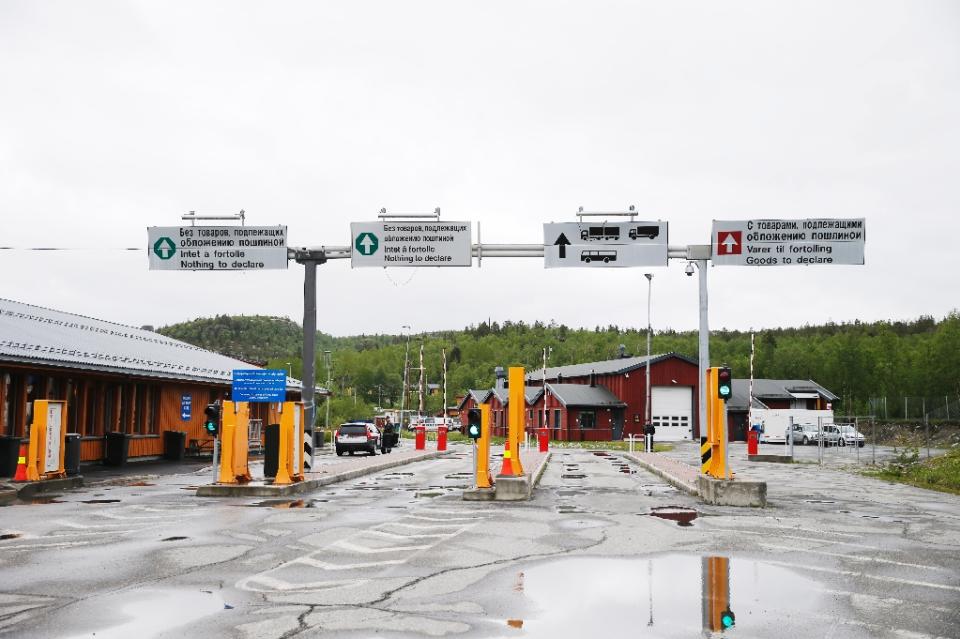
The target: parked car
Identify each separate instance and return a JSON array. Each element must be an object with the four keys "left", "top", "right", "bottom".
[
  {"left": 785, "top": 422, "right": 819, "bottom": 445},
  {"left": 838, "top": 424, "right": 865, "bottom": 447},
  {"left": 813, "top": 424, "right": 842, "bottom": 446},
  {"left": 335, "top": 422, "right": 381, "bottom": 456}
]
